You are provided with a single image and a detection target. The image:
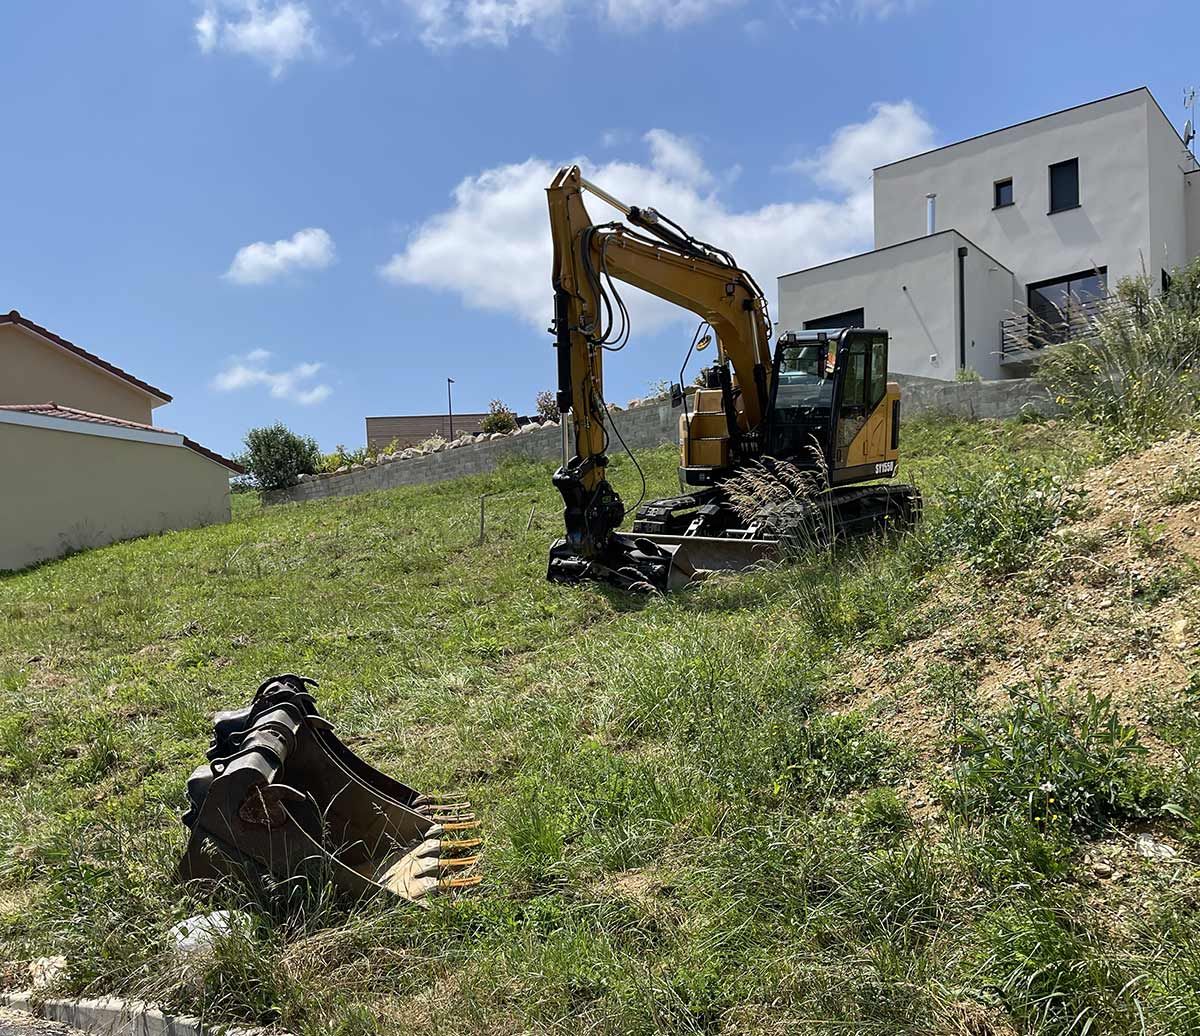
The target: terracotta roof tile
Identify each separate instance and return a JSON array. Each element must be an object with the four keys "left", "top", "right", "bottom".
[
  {"left": 0, "top": 402, "right": 243, "bottom": 473},
  {"left": 0, "top": 310, "right": 172, "bottom": 403}
]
